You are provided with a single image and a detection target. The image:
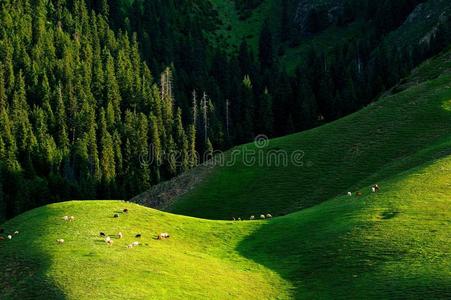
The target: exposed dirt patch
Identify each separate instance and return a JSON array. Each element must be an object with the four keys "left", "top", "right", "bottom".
[{"left": 130, "top": 162, "right": 216, "bottom": 210}]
